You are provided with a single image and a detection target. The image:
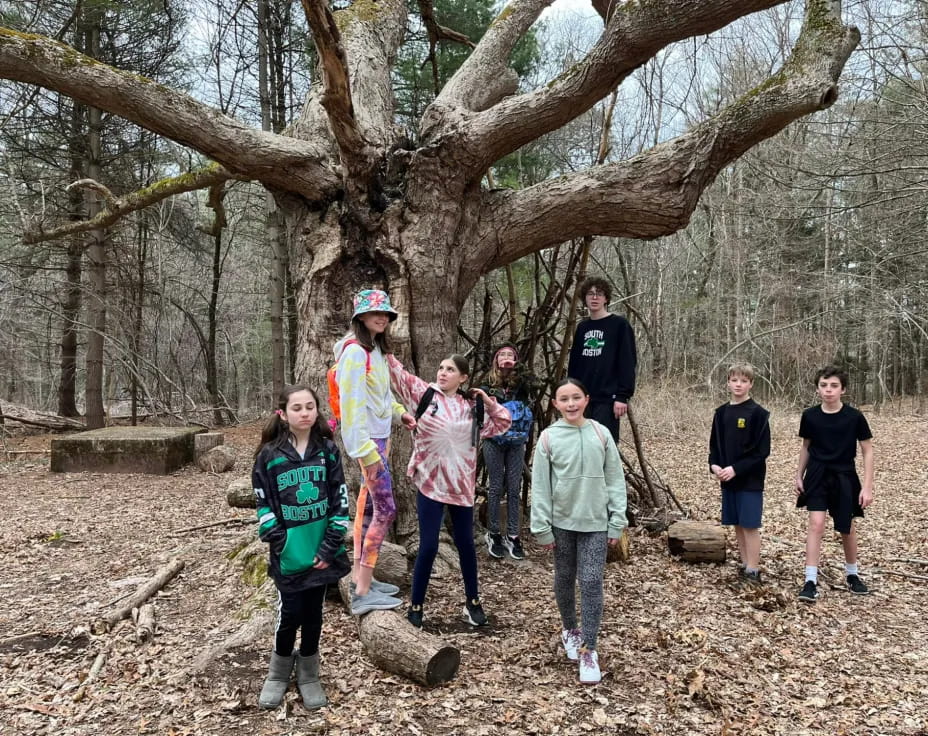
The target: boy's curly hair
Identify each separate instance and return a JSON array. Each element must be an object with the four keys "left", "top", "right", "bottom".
[{"left": 578, "top": 276, "right": 612, "bottom": 304}]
